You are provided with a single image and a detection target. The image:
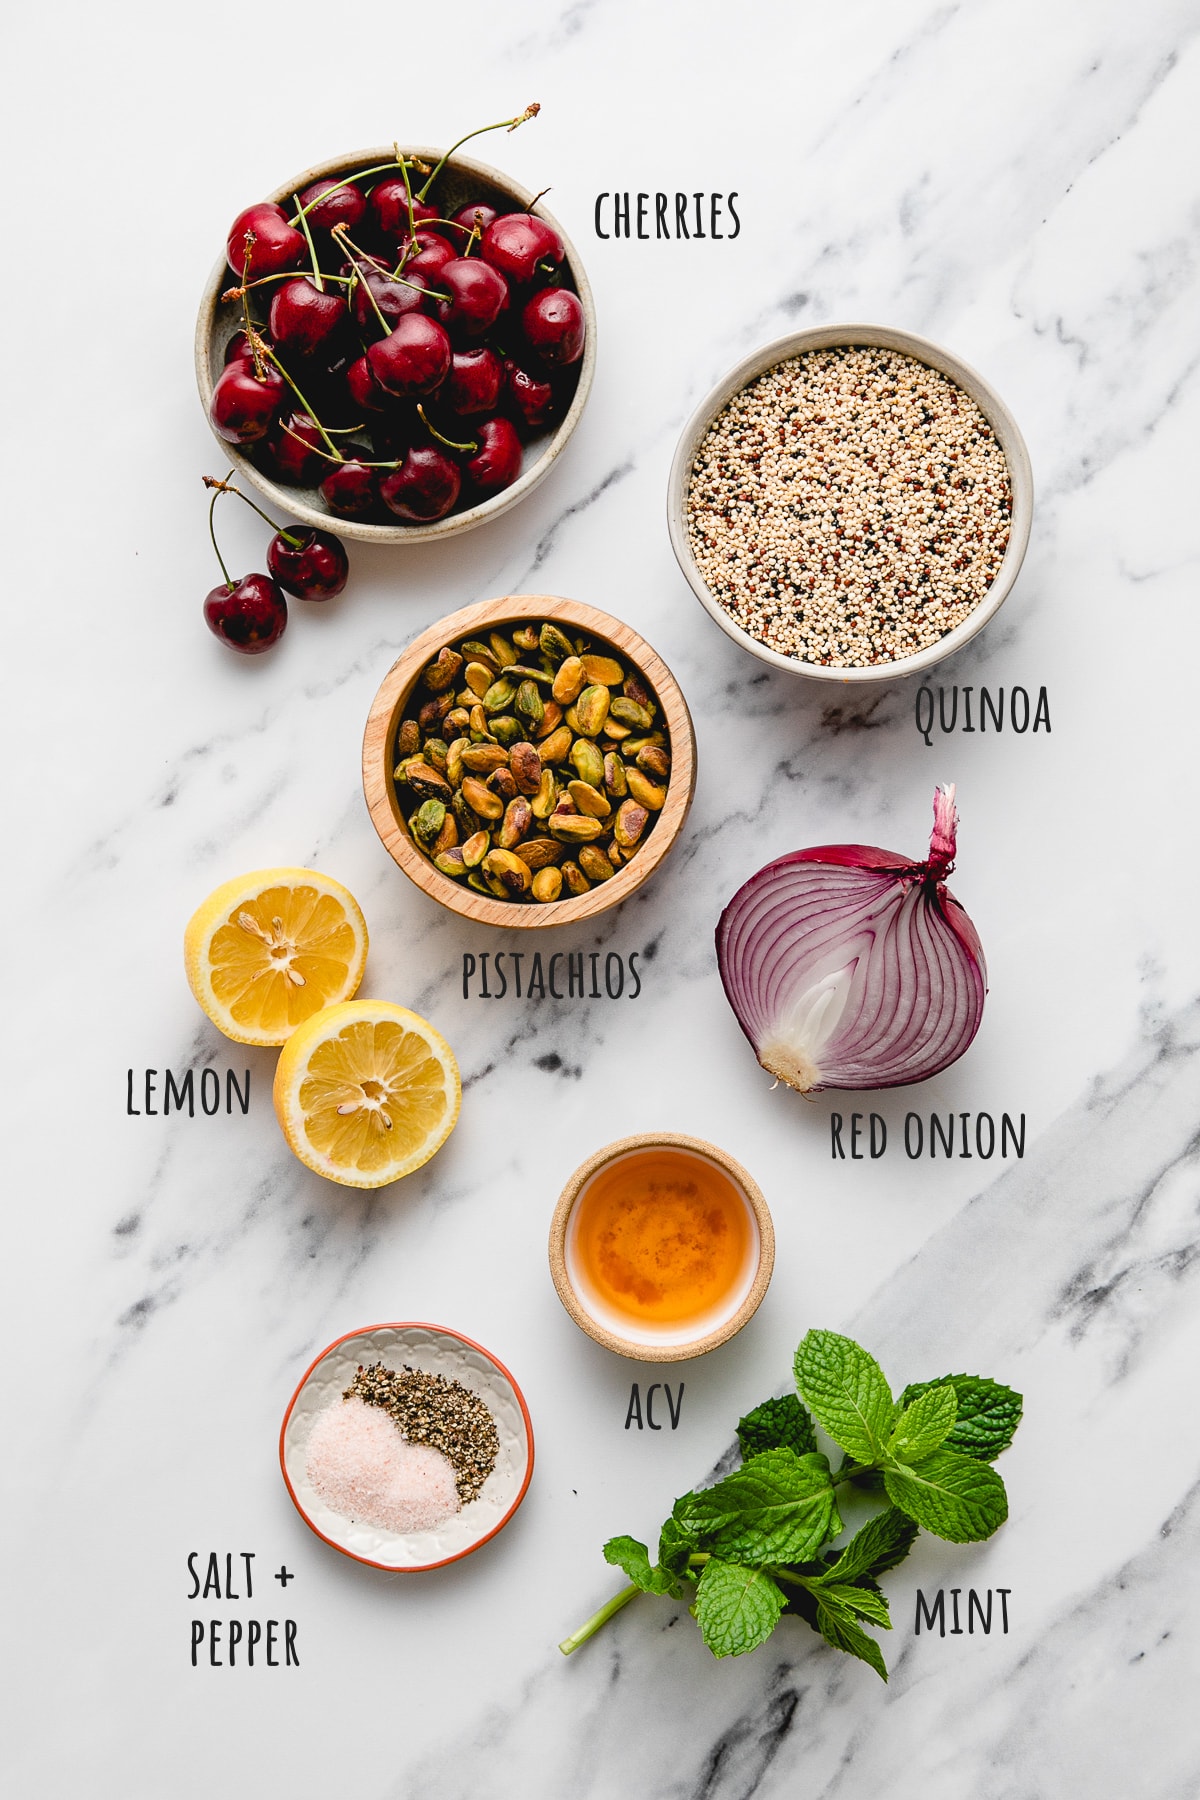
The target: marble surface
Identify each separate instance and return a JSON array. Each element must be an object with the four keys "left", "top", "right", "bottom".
[{"left": 5, "top": 0, "right": 1200, "bottom": 1795}]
